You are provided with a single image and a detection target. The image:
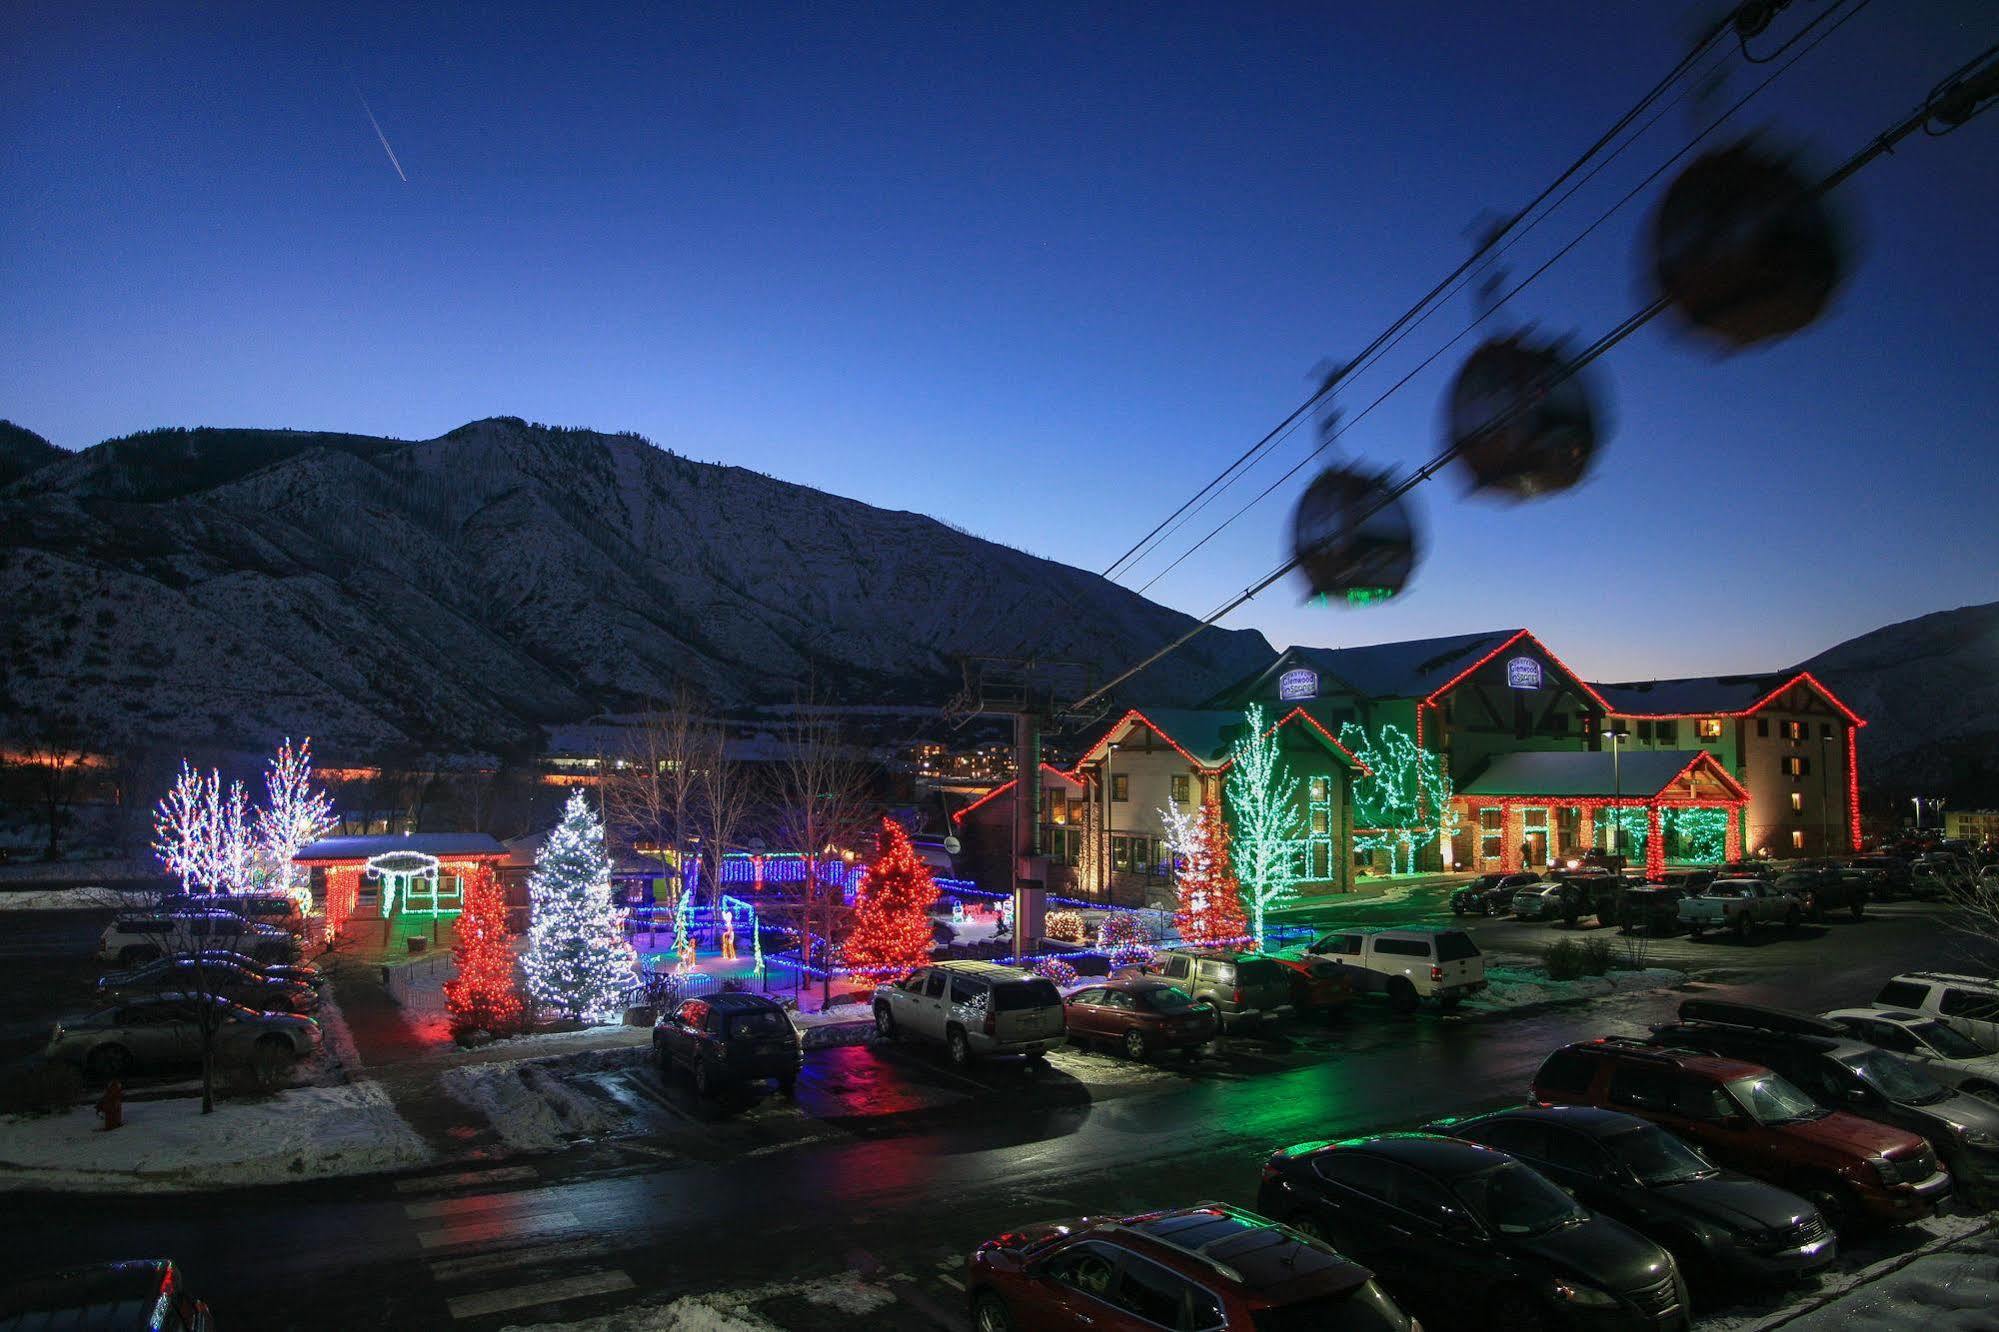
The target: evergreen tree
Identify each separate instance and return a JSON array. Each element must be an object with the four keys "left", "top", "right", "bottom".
[
  {"left": 844, "top": 817, "right": 937, "bottom": 981},
  {"left": 524, "top": 790, "right": 636, "bottom": 1022},
  {"left": 1170, "top": 797, "right": 1249, "bottom": 947},
  {"left": 443, "top": 863, "right": 523, "bottom": 1034}
]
